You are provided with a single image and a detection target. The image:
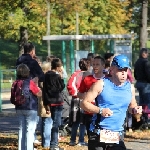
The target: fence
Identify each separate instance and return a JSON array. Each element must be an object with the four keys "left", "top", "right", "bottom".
[{"left": 0, "top": 69, "right": 16, "bottom": 112}]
